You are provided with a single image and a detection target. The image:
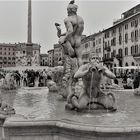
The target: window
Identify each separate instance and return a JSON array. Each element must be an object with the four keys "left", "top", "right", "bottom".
[
  {"left": 119, "top": 34, "right": 122, "bottom": 45},
  {"left": 93, "top": 42, "right": 95, "bottom": 47},
  {"left": 107, "top": 32, "right": 110, "bottom": 38},
  {"left": 99, "top": 48, "right": 101, "bottom": 53},
  {"left": 125, "top": 33, "right": 128, "bottom": 43},
  {"left": 119, "top": 27, "right": 122, "bottom": 33},
  {"left": 131, "top": 46, "right": 134, "bottom": 55},
  {"left": 125, "top": 62, "right": 128, "bottom": 66},
  {"left": 135, "top": 45, "right": 138, "bottom": 54},
  {"left": 125, "top": 47, "right": 128, "bottom": 56},
  {"left": 108, "top": 41, "right": 110, "bottom": 47},
  {"left": 85, "top": 43, "right": 88, "bottom": 48},
  {"left": 105, "top": 33, "right": 107, "bottom": 38},
  {"left": 96, "top": 49, "right": 98, "bottom": 53},
  {"left": 96, "top": 40, "right": 98, "bottom": 45},
  {"left": 132, "top": 62, "right": 135, "bottom": 66},
  {"left": 105, "top": 32, "right": 110, "bottom": 38},
  {"left": 107, "top": 52, "right": 110, "bottom": 58},
  {"left": 99, "top": 38, "right": 101, "bottom": 44},
  {"left": 125, "top": 24, "right": 128, "bottom": 30},
  {"left": 105, "top": 42, "right": 107, "bottom": 48},
  {"left": 113, "top": 50, "right": 116, "bottom": 56},
  {"left": 112, "top": 29, "right": 116, "bottom": 36},
  {"left": 112, "top": 38, "right": 116, "bottom": 46},
  {"left": 135, "top": 30, "right": 138, "bottom": 41},
  {"left": 131, "top": 21, "right": 134, "bottom": 27},
  {"left": 118, "top": 49, "right": 122, "bottom": 57},
  {"left": 135, "top": 19, "right": 138, "bottom": 27},
  {"left": 131, "top": 31, "right": 134, "bottom": 42}
]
